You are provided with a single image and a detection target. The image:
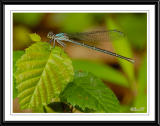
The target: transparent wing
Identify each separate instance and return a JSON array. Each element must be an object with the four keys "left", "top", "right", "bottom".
[{"left": 66, "top": 30, "right": 125, "bottom": 44}]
